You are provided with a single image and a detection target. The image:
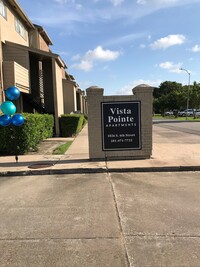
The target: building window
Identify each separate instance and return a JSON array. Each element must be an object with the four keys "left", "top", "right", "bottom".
[
  {"left": 0, "top": 0, "right": 7, "bottom": 19},
  {"left": 15, "top": 17, "right": 27, "bottom": 40}
]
